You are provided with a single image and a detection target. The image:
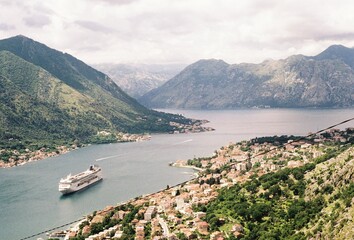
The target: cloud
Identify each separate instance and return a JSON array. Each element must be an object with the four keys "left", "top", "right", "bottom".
[
  {"left": 89, "top": 0, "right": 140, "bottom": 5},
  {"left": 2, "top": 0, "right": 354, "bottom": 65},
  {"left": 23, "top": 14, "right": 51, "bottom": 28},
  {"left": 75, "top": 20, "right": 114, "bottom": 33},
  {"left": 0, "top": 0, "right": 21, "bottom": 6},
  {"left": 0, "top": 23, "right": 15, "bottom": 31},
  {"left": 320, "top": 32, "right": 354, "bottom": 41},
  {"left": 77, "top": 45, "right": 103, "bottom": 52}
]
